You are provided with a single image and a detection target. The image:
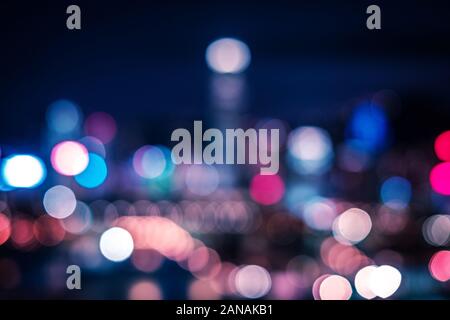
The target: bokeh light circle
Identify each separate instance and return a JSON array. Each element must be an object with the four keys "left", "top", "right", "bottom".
[
  {"left": 206, "top": 38, "right": 251, "bottom": 74},
  {"left": 1, "top": 155, "right": 46, "bottom": 188},
  {"left": 185, "top": 165, "right": 219, "bottom": 196},
  {"left": 43, "top": 185, "right": 77, "bottom": 219},
  {"left": 0, "top": 213, "right": 11, "bottom": 246},
  {"left": 430, "top": 162, "right": 450, "bottom": 195},
  {"left": 51, "top": 141, "right": 89, "bottom": 176},
  {"left": 423, "top": 215, "right": 450, "bottom": 246},
  {"left": 128, "top": 280, "right": 162, "bottom": 300},
  {"left": 332, "top": 208, "right": 372, "bottom": 244},
  {"left": 61, "top": 201, "right": 93, "bottom": 235},
  {"left": 319, "top": 275, "right": 352, "bottom": 300},
  {"left": 250, "top": 174, "right": 285, "bottom": 205},
  {"left": 99, "top": 227, "right": 134, "bottom": 262},
  {"left": 354, "top": 265, "right": 377, "bottom": 299},
  {"left": 380, "top": 176, "right": 412, "bottom": 210},
  {"left": 133, "top": 146, "right": 167, "bottom": 179},
  {"left": 235, "top": 265, "right": 272, "bottom": 299},
  {"left": 287, "top": 126, "right": 333, "bottom": 174},
  {"left": 429, "top": 250, "right": 450, "bottom": 282},
  {"left": 33, "top": 215, "right": 66, "bottom": 246},
  {"left": 302, "top": 197, "right": 337, "bottom": 231},
  {"left": 435, "top": 131, "right": 450, "bottom": 162},
  {"left": 369, "top": 265, "right": 402, "bottom": 299},
  {"left": 84, "top": 112, "right": 117, "bottom": 144},
  {"left": 75, "top": 153, "right": 107, "bottom": 188},
  {"left": 46, "top": 100, "right": 81, "bottom": 134},
  {"left": 348, "top": 103, "right": 388, "bottom": 152}
]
